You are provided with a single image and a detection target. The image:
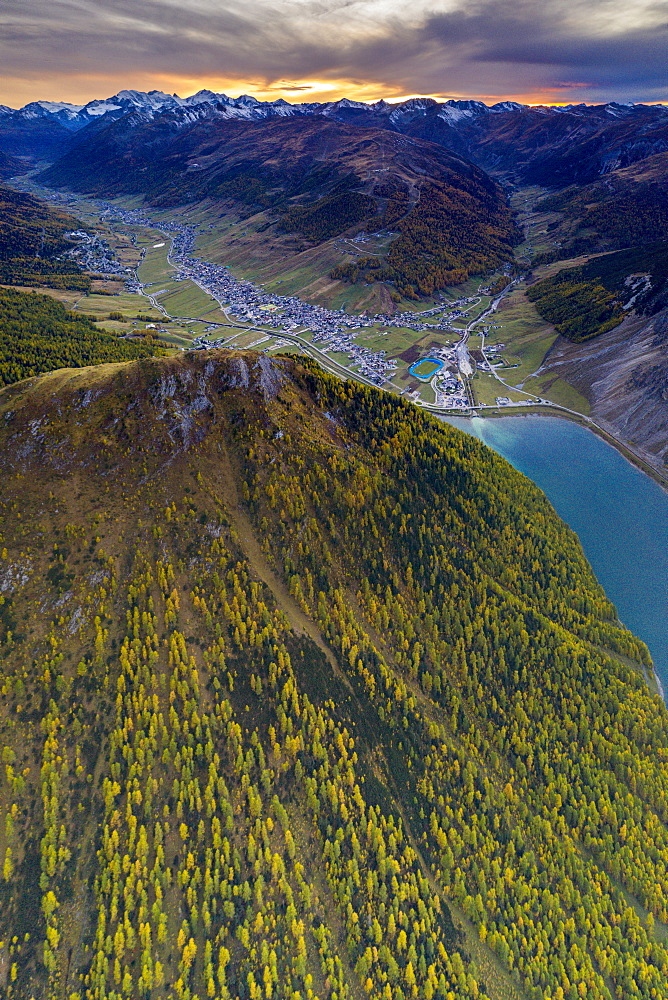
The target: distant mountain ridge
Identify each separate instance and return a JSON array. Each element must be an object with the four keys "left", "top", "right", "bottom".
[
  {"left": 3, "top": 88, "right": 536, "bottom": 132},
  {"left": 3, "top": 88, "right": 667, "bottom": 188}
]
